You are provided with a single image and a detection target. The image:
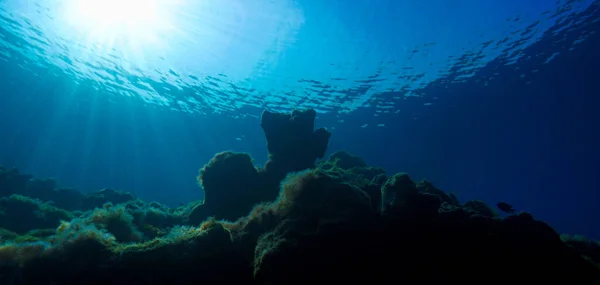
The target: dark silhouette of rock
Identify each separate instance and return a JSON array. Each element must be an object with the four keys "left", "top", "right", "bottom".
[
  {"left": 261, "top": 109, "right": 331, "bottom": 179},
  {"left": 191, "top": 109, "right": 332, "bottom": 223},
  {"left": 192, "top": 151, "right": 265, "bottom": 222},
  {"left": 1, "top": 109, "right": 599, "bottom": 285},
  {"left": 80, "top": 188, "right": 136, "bottom": 210}
]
